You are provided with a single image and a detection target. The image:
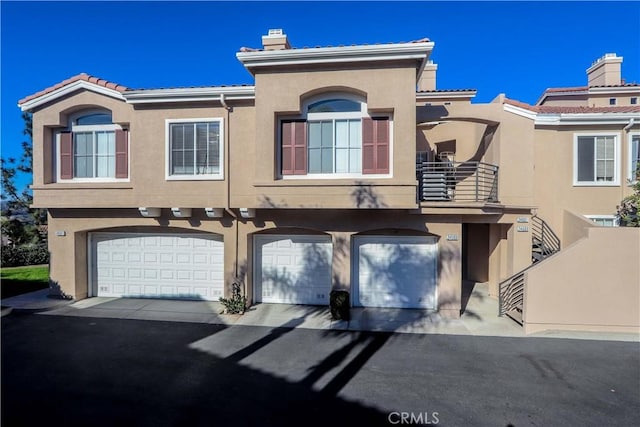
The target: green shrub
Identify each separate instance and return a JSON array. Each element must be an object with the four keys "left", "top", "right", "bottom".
[
  {"left": 1, "top": 244, "right": 49, "bottom": 267},
  {"left": 219, "top": 282, "right": 247, "bottom": 314},
  {"left": 330, "top": 290, "right": 350, "bottom": 321},
  {"left": 617, "top": 167, "right": 639, "bottom": 227}
]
